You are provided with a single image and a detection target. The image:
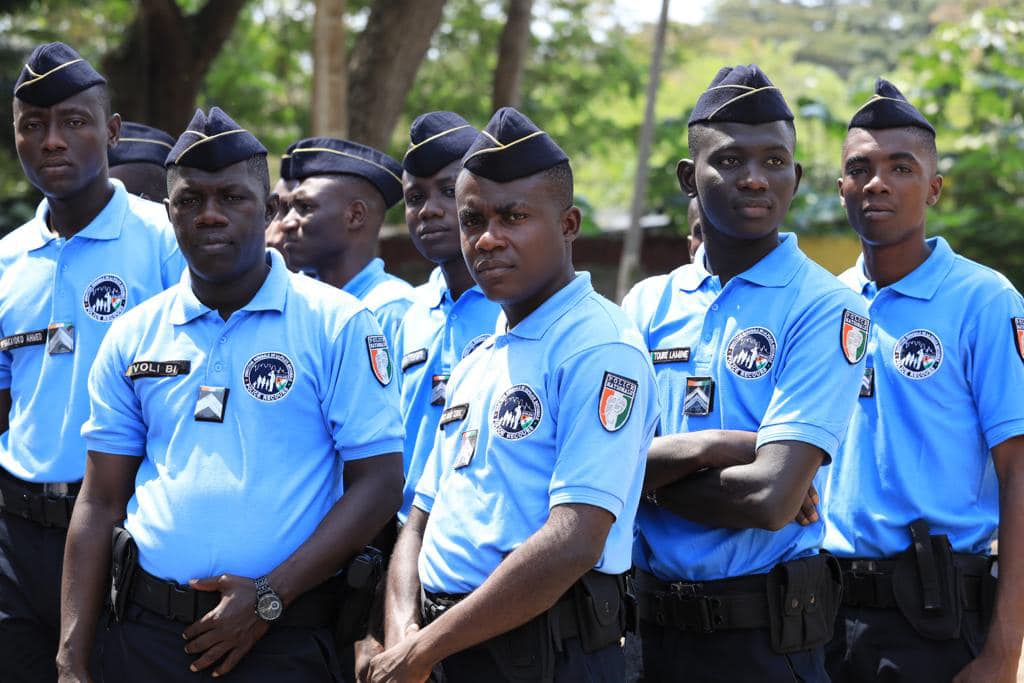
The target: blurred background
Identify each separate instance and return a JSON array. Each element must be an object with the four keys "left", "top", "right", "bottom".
[{"left": 1, "top": 0, "right": 1021, "bottom": 296}]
